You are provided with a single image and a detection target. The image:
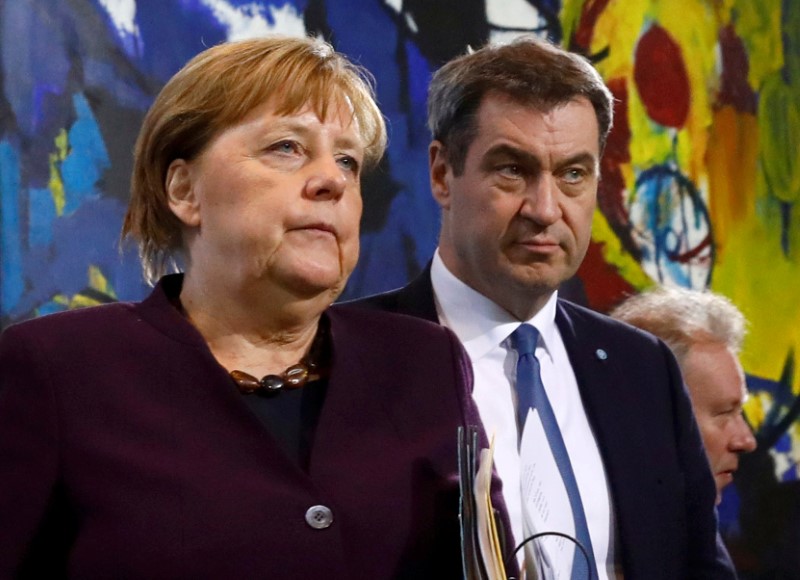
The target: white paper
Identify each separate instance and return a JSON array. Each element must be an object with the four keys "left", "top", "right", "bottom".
[
  {"left": 519, "top": 407, "right": 576, "bottom": 579},
  {"left": 474, "top": 444, "right": 507, "bottom": 580}
]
